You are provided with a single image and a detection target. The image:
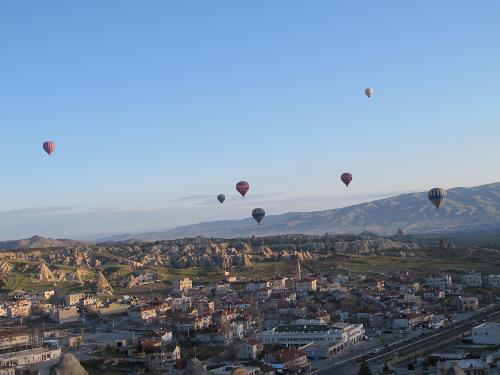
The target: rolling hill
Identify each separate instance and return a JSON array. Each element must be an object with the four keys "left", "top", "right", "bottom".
[
  {"left": 0, "top": 235, "right": 92, "bottom": 250},
  {"left": 101, "top": 182, "right": 500, "bottom": 241}
]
